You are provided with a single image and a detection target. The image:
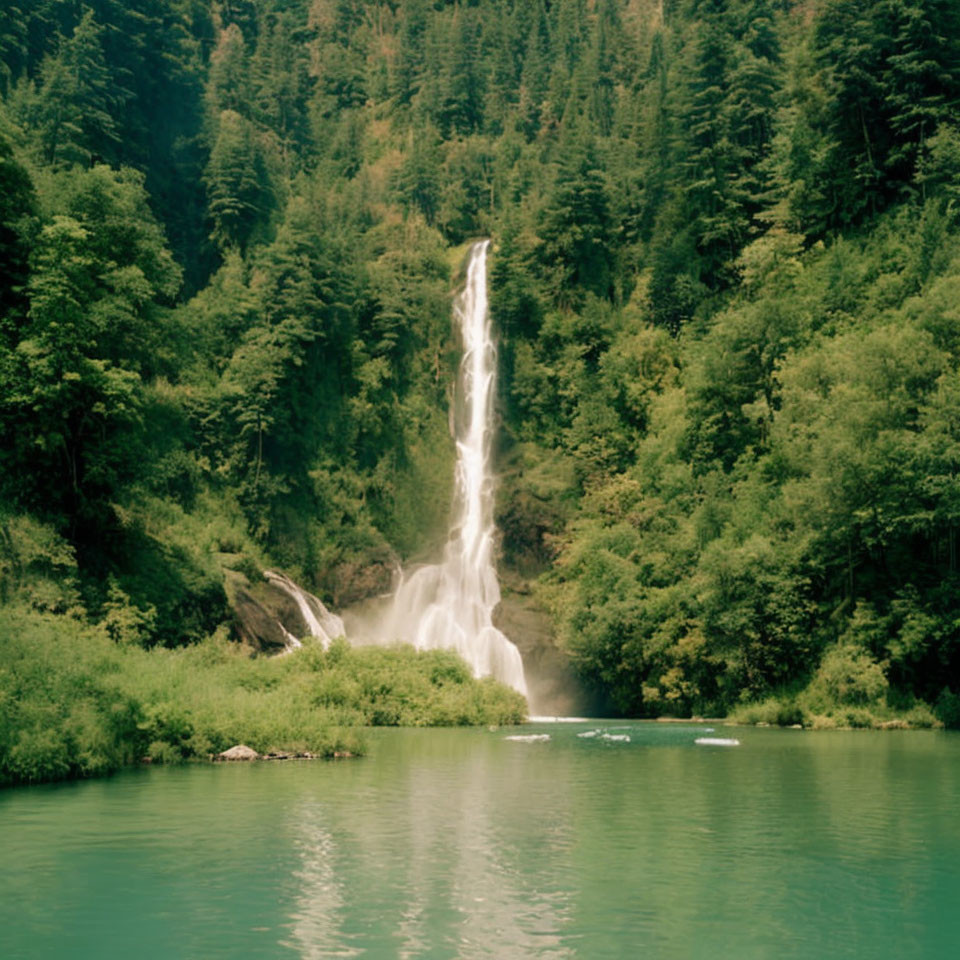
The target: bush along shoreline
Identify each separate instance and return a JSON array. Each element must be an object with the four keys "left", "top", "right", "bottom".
[{"left": 0, "top": 607, "right": 527, "bottom": 787}]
